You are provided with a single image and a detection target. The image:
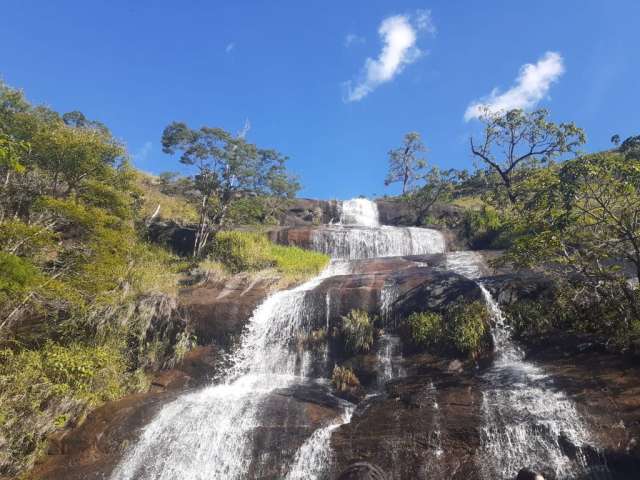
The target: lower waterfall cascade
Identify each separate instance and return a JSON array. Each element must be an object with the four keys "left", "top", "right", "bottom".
[
  {"left": 108, "top": 199, "right": 610, "bottom": 480},
  {"left": 446, "top": 251, "right": 609, "bottom": 480}
]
